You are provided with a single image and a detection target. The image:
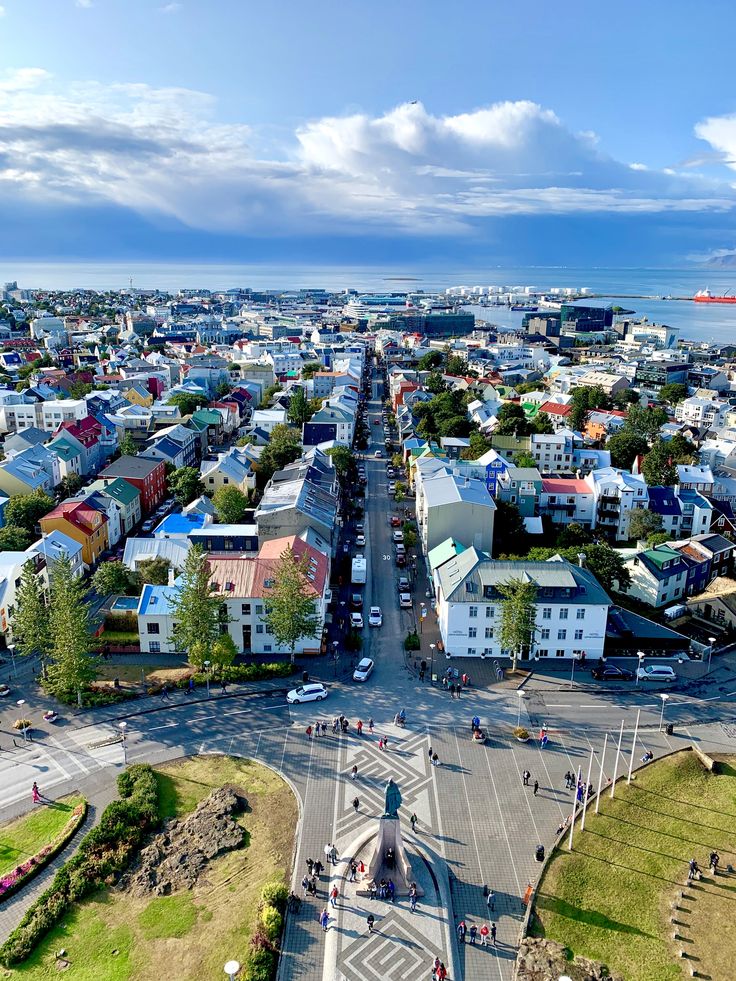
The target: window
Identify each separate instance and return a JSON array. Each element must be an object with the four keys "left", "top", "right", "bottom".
[
  {"left": 540, "top": 628, "right": 550, "bottom": 640},
  {"left": 149, "top": 641, "right": 161, "bottom": 653},
  {"left": 256, "top": 624, "right": 264, "bottom": 634},
  {"left": 469, "top": 606, "right": 478, "bottom": 618},
  {"left": 255, "top": 604, "right": 263, "bottom": 614},
  {"left": 536, "top": 649, "right": 549, "bottom": 658},
  {"left": 264, "top": 644, "right": 272, "bottom": 652},
  {"left": 146, "top": 623, "right": 160, "bottom": 634},
  {"left": 209, "top": 477, "right": 215, "bottom": 484},
  {"left": 483, "top": 647, "right": 493, "bottom": 657},
  {"left": 542, "top": 607, "right": 551, "bottom": 619},
  {"left": 485, "top": 605, "right": 495, "bottom": 618},
  {"left": 556, "top": 649, "right": 565, "bottom": 658},
  {"left": 467, "top": 647, "right": 476, "bottom": 655},
  {"left": 485, "top": 627, "right": 494, "bottom": 639},
  {"left": 557, "top": 629, "right": 567, "bottom": 640},
  {"left": 468, "top": 627, "right": 477, "bottom": 638},
  {"left": 574, "top": 629, "right": 584, "bottom": 640},
  {"left": 576, "top": 608, "right": 585, "bottom": 620},
  {"left": 560, "top": 608, "right": 569, "bottom": 620},
  {"left": 241, "top": 603, "right": 251, "bottom": 615}
]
